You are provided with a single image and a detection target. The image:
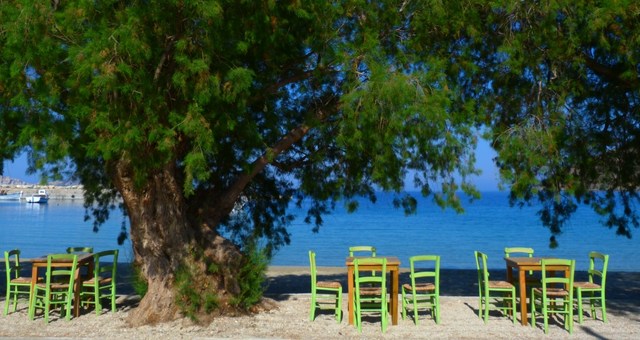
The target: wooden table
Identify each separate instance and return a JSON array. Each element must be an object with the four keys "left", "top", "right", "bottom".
[
  {"left": 505, "top": 257, "right": 570, "bottom": 325},
  {"left": 346, "top": 256, "right": 400, "bottom": 326},
  {"left": 30, "top": 253, "right": 94, "bottom": 317}
]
